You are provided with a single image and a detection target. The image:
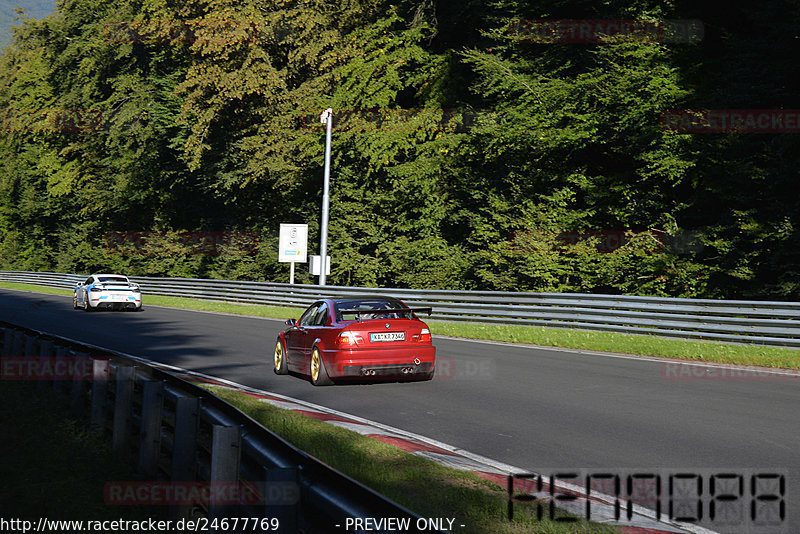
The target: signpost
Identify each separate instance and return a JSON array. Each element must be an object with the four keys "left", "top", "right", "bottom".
[
  {"left": 278, "top": 224, "right": 308, "bottom": 284},
  {"left": 319, "top": 108, "right": 333, "bottom": 286}
]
